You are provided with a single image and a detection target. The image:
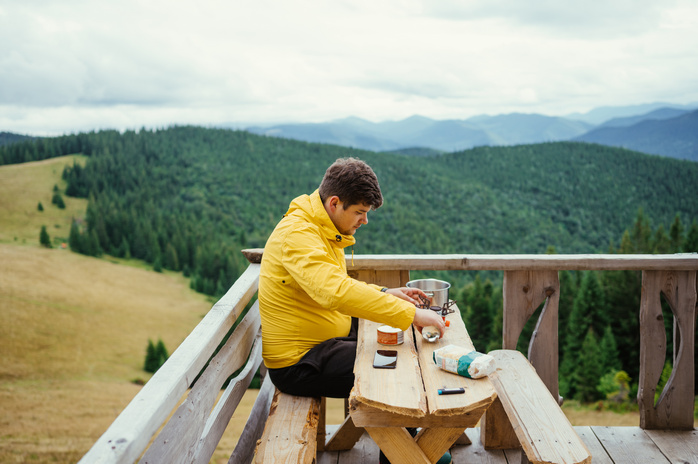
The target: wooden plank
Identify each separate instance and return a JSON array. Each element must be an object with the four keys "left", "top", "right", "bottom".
[
  {"left": 572, "top": 426, "right": 613, "bottom": 464},
  {"left": 318, "top": 426, "right": 380, "bottom": 464},
  {"left": 639, "top": 271, "right": 697, "bottom": 429},
  {"left": 451, "top": 428, "right": 508, "bottom": 464},
  {"left": 414, "top": 306, "right": 497, "bottom": 421},
  {"left": 645, "top": 429, "right": 698, "bottom": 464},
  {"left": 194, "top": 330, "right": 264, "bottom": 463},
  {"left": 502, "top": 270, "right": 560, "bottom": 400},
  {"left": 486, "top": 350, "right": 591, "bottom": 464},
  {"left": 79, "top": 264, "right": 260, "bottom": 464},
  {"left": 365, "top": 427, "right": 431, "bottom": 464},
  {"left": 140, "top": 304, "right": 261, "bottom": 463},
  {"left": 241, "top": 249, "right": 698, "bottom": 271},
  {"left": 254, "top": 389, "right": 321, "bottom": 464},
  {"left": 227, "top": 374, "right": 275, "bottom": 464},
  {"left": 480, "top": 396, "right": 520, "bottom": 450},
  {"left": 350, "top": 319, "right": 428, "bottom": 426},
  {"left": 346, "top": 254, "right": 698, "bottom": 271},
  {"left": 415, "top": 427, "right": 464, "bottom": 463},
  {"left": 590, "top": 427, "right": 670, "bottom": 463},
  {"left": 325, "top": 415, "right": 365, "bottom": 451},
  {"left": 347, "top": 269, "right": 410, "bottom": 288}
]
